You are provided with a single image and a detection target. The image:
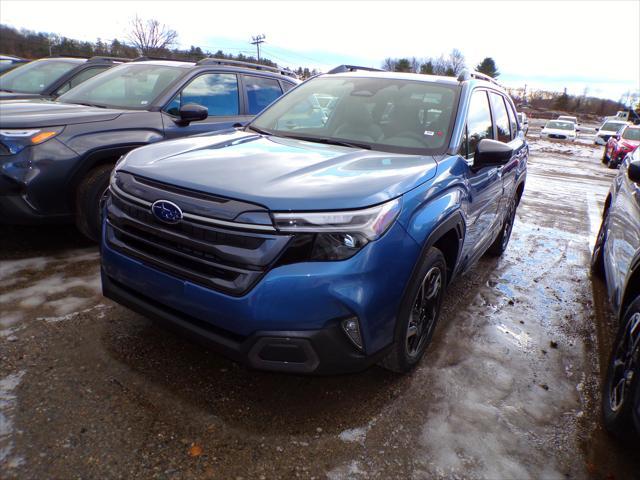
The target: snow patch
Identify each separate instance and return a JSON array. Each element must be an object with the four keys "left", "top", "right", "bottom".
[{"left": 0, "top": 371, "right": 26, "bottom": 469}]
